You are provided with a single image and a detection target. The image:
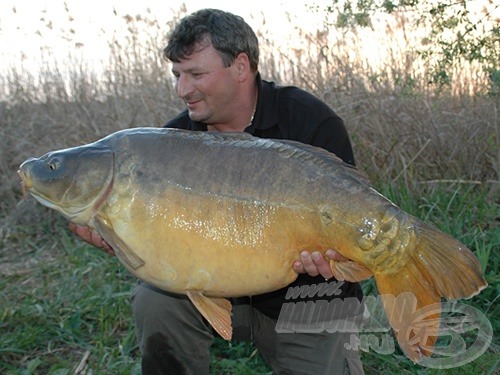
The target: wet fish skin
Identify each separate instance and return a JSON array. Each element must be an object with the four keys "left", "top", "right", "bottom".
[{"left": 18, "top": 127, "right": 487, "bottom": 361}]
